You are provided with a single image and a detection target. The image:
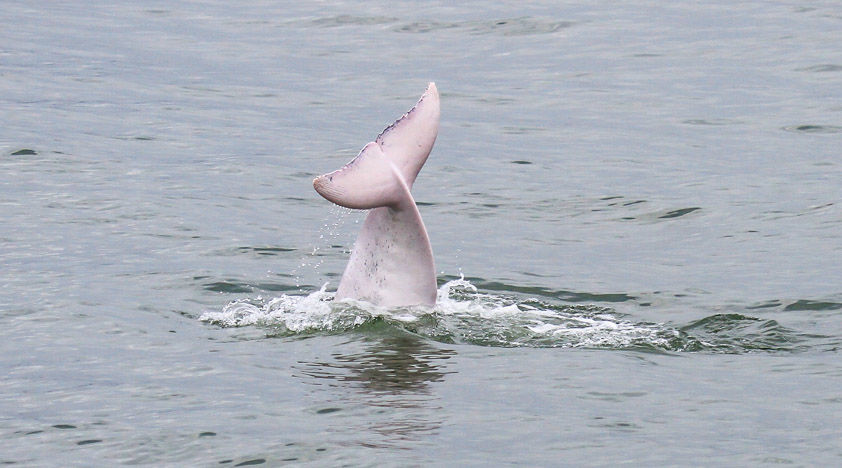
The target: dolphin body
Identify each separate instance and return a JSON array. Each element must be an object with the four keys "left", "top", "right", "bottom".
[{"left": 313, "top": 83, "right": 440, "bottom": 307}]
